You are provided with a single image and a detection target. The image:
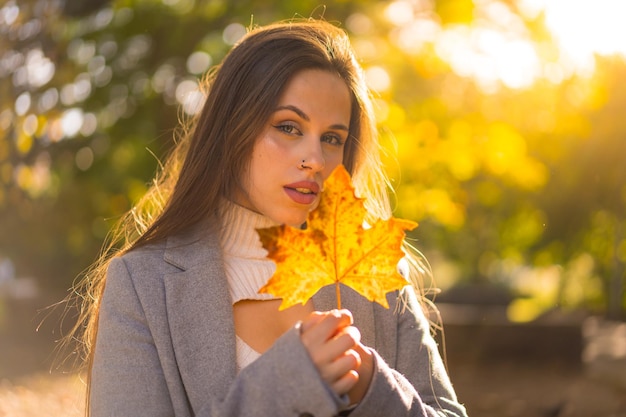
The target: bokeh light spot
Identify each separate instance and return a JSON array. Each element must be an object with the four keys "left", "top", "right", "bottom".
[
  {"left": 385, "top": 1, "right": 415, "bottom": 26},
  {"left": 15, "top": 92, "right": 31, "bottom": 116},
  {"left": 24, "top": 48, "right": 55, "bottom": 88},
  {"left": 22, "top": 114, "right": 38, "bottom": 136},
  {"left": 365, "top": 66, "right": 391, "bottom": 92},
  {"left": 175, "top": 79, "right": 204, "bottom": 115},
  {"left": 75, "top": 147, "right": 94, "bottom": 171},
  {"left": 222, "top": 23, "right": 246, "bottom": 45},
  {"left": 61, "top": 108, "right": 84, "bottom": 138},
  {"left": 346, "top": 13, "right": 373, "bottom": 35},
  {"left": 80, "top": 113, "right": 98, "bottom": 137},
  {"left": 186, "top": 51, "right": 212, "bottom": 74},
  {"left": 1, "top": 2, "right": 19, "bottom": 26},
  {"left": 37, "top": 88, "right": 59, "bottom": 113}
]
